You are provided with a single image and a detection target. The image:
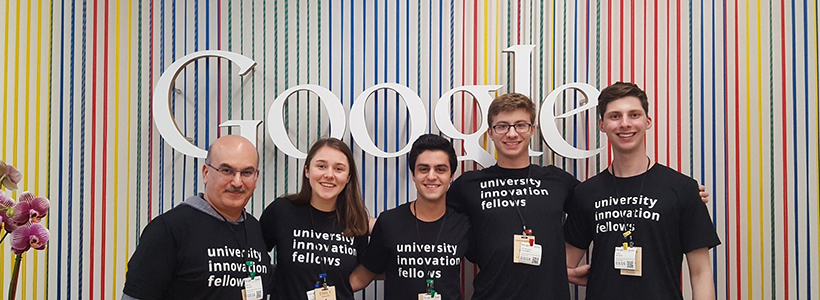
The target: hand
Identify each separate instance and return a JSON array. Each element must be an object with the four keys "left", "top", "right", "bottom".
[
  {"left": 699, "top": 185, "right": 709, "bottom": 204},
  {"left": 567, "top": 264, "right": 590, "bottom": 286}
]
